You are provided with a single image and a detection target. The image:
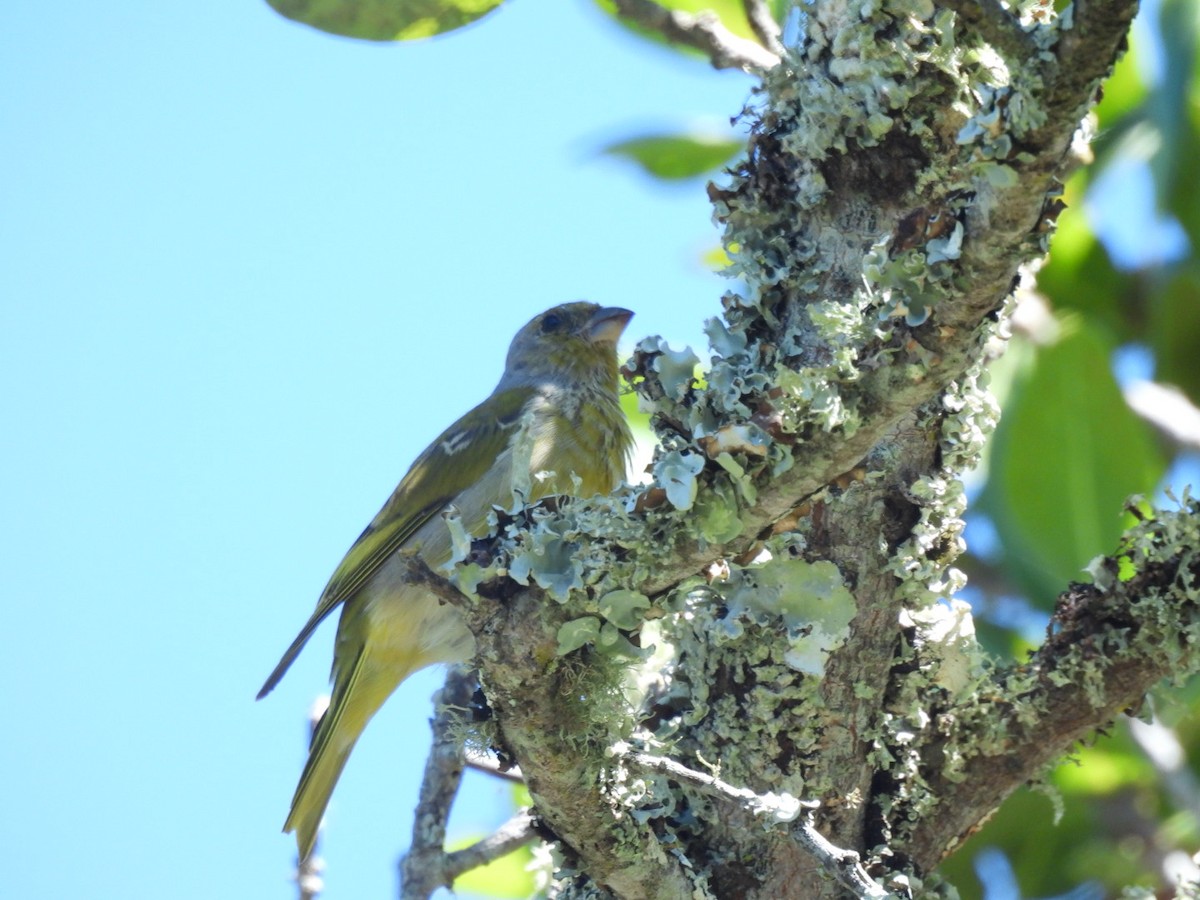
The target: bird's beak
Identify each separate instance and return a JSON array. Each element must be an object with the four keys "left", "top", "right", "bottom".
[{"left": 586, "top": 307, "right": 634, "bottom": 345}]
